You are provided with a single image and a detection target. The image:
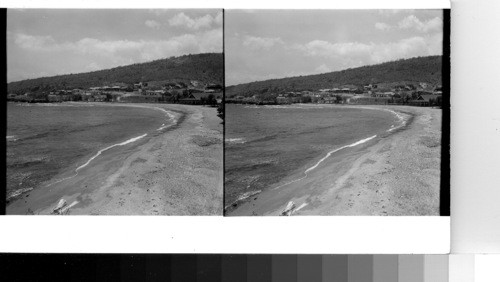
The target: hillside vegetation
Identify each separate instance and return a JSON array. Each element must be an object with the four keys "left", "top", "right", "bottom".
[
  {"left": 226, "top": 56, "right": 442, "bottom": 97},
  {"left": 8, "top": 53, "right": 223, "bottom": 95}
]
